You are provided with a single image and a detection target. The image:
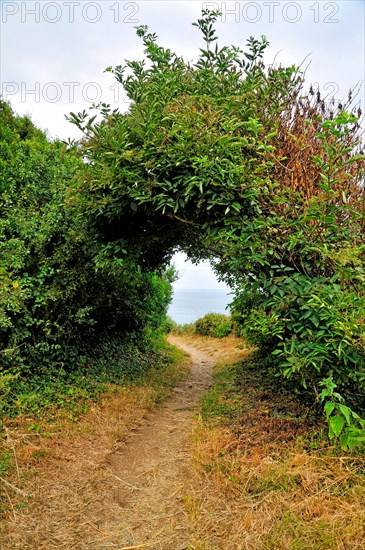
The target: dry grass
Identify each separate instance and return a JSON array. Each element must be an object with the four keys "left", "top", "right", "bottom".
[
  {"left": 0, "top": 349, "right": 190, "bottom": 549},
  {"left": 173, "top": 333, "right": 250, "bottom": 364},
  {"left": 269, "top": 86, "right": 364, "bottom": 208},
  {"left": 181, "top": 336, "right": 365, "bottom": 550},
  {"left": 2, "top": 334, "right": 364, "bottom": 549},
  {"left": 187, "top": 422, "right": 365, "bottom": 549}
]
